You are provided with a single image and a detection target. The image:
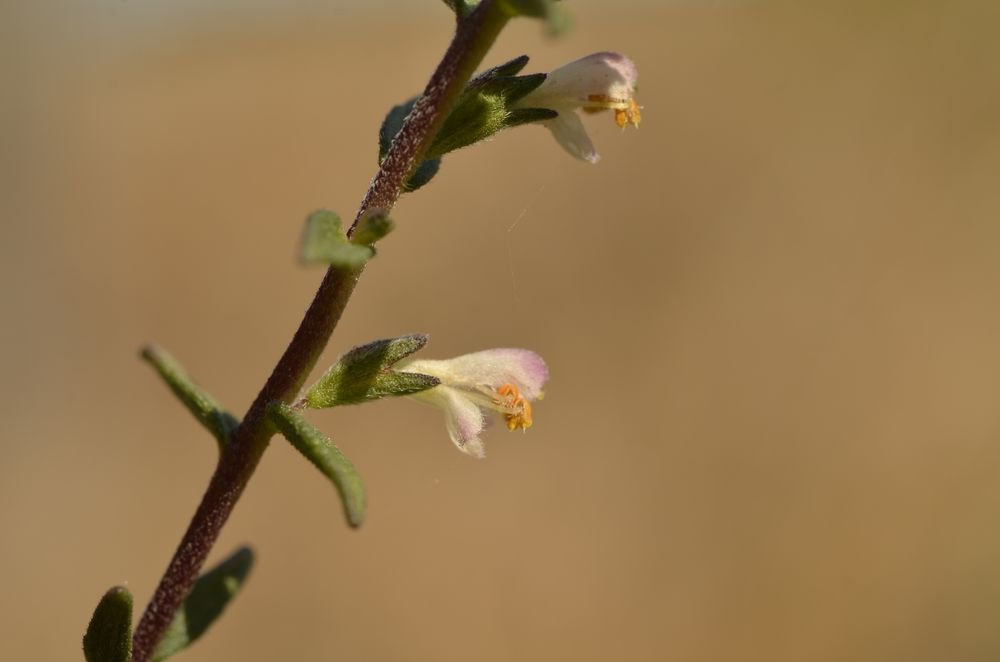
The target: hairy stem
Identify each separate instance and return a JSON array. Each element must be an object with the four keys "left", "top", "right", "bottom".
[{"left": 129, "top": 4, "right": 509, "bottom": 660}]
